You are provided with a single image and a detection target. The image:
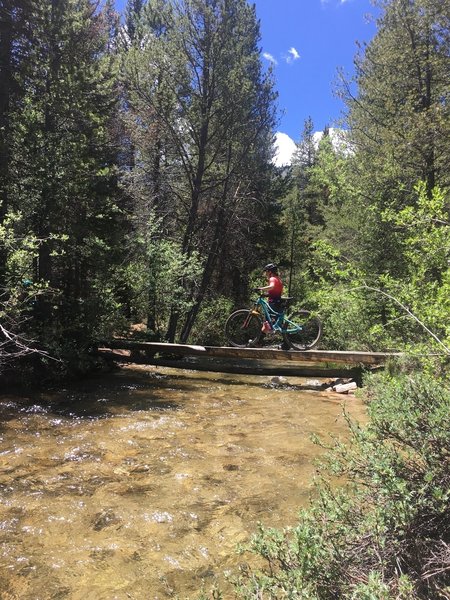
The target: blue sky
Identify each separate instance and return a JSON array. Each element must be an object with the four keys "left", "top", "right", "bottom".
[
  {"left": 255, "top": 0, "right": 378, "bottom": 139},
  {"left": 114, "top": 0, "right": 378, "bottom": 158}
]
